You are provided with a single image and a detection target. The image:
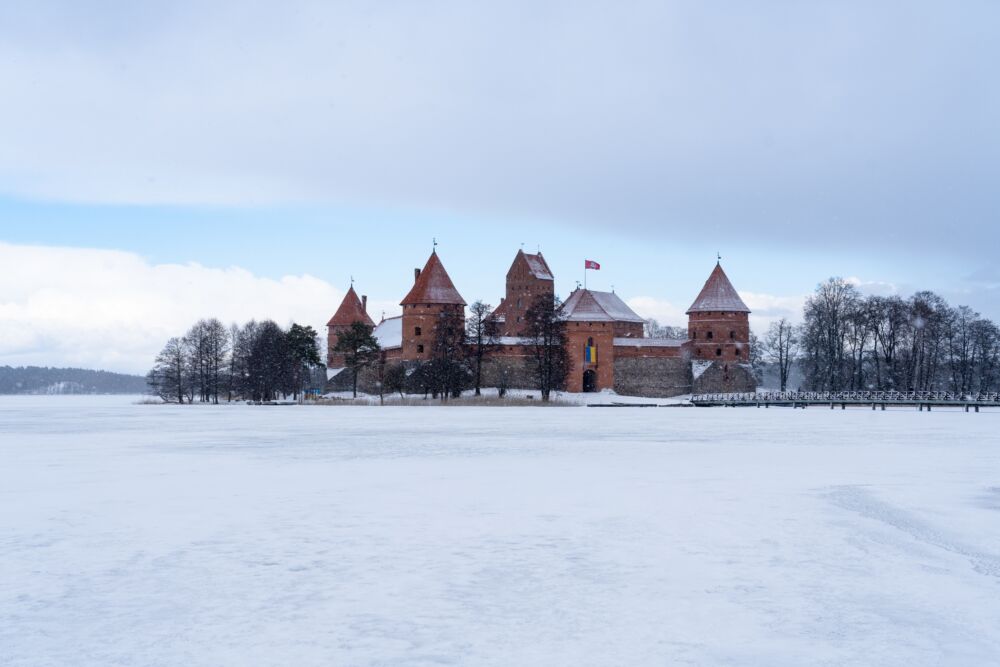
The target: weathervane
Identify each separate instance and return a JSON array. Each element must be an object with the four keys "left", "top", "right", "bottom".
[
  {"left": 717, "top": 251, "right": 722, "bottom": 264},
  {"left": 433, "top": 237, "right": 438, "bottom": 252}
]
